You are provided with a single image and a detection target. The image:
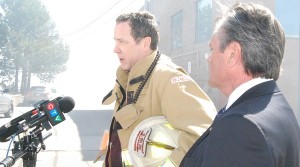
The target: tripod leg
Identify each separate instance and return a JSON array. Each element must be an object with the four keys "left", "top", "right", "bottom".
[{"left": 22, "top": 151, "right": 37, "bottom": 167}]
